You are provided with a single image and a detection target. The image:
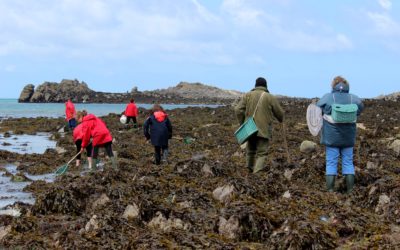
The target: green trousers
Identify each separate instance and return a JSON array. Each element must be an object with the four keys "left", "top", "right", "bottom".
[{"left": 246, "top": 136, "right": 269, "bottom": 173}]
